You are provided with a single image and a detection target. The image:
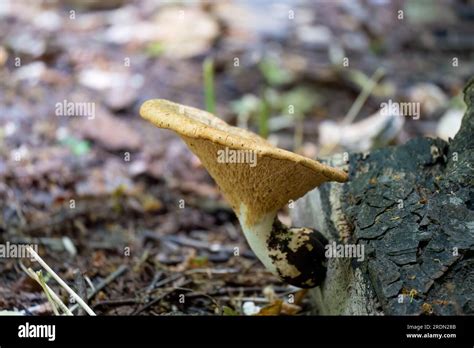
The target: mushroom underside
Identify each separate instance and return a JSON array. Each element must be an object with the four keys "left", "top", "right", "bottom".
[{"left": 140, "top": 98, "right": 348, "bottom": 288}]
